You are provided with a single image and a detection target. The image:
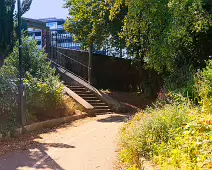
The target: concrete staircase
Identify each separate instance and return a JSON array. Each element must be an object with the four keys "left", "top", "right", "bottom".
[{"left": 68, "top": 86, "right": 113, "bottom": 114}]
